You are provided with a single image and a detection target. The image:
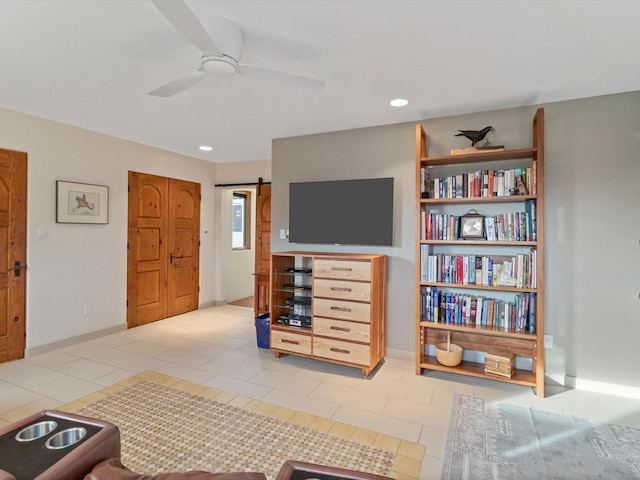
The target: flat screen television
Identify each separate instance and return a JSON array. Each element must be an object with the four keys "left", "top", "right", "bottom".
[{"left": 288, "top": 177, "right": 394, "bottom": 246}]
